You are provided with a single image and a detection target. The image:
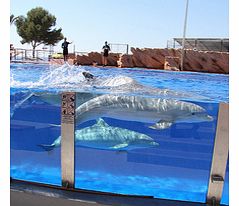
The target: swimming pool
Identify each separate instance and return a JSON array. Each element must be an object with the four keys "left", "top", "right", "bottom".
[{"left": 10, "top": 63, "right": 229, "bottom": 205}]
